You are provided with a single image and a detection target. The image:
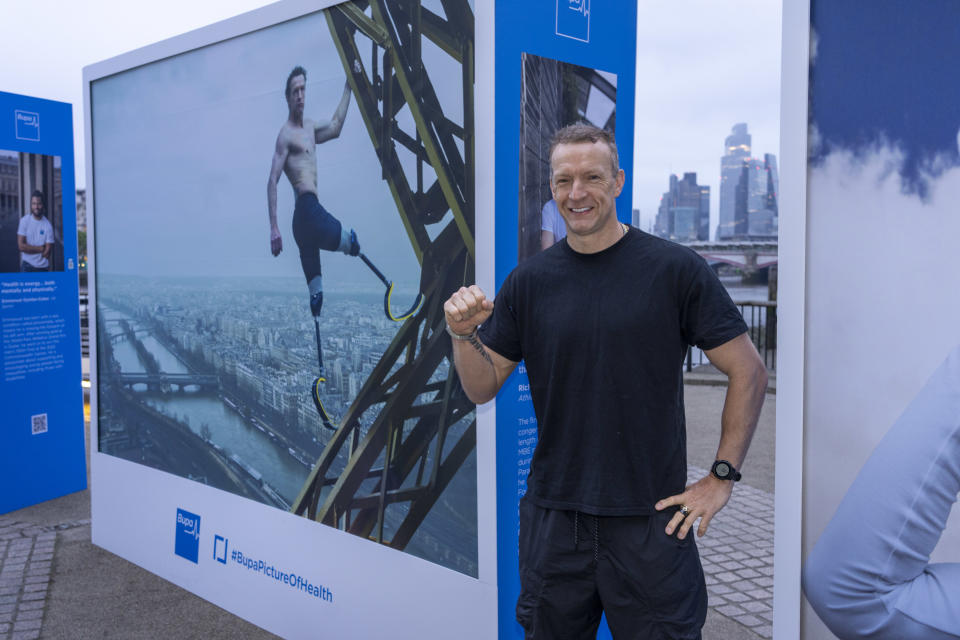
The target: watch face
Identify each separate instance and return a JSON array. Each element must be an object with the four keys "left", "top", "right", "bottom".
[{"left": 715, "top": 462, "right": 730, "bottom": 477}]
